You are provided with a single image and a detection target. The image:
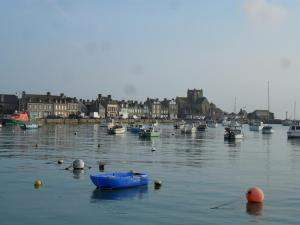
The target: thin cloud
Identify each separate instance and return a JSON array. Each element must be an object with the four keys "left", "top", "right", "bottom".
[{"left": 243, "top": 0, "right": 288, "bottom": 25}]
